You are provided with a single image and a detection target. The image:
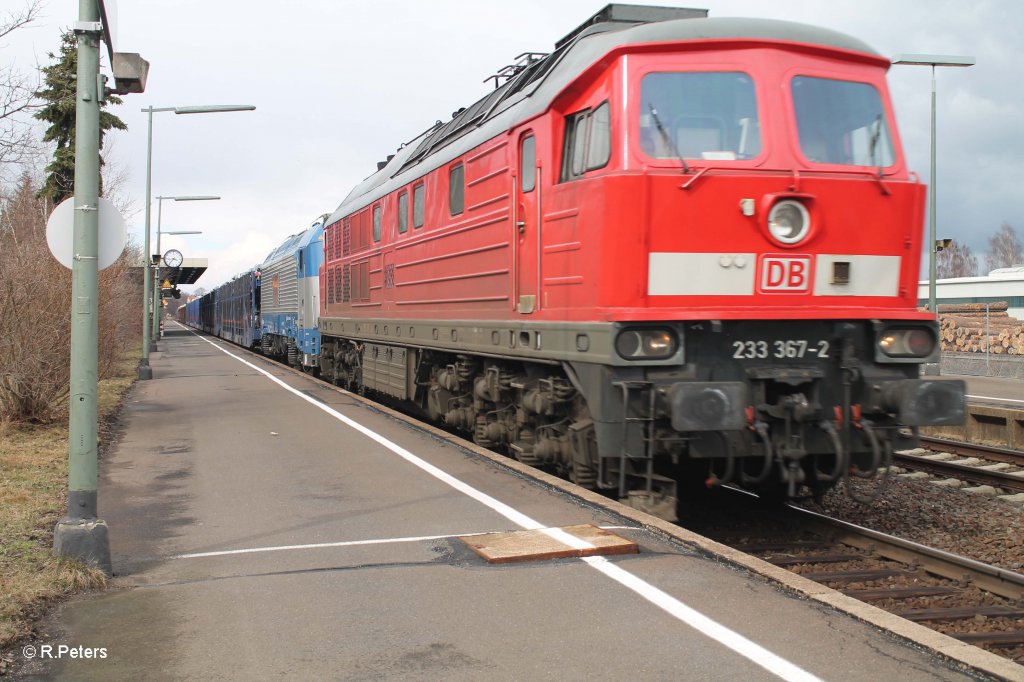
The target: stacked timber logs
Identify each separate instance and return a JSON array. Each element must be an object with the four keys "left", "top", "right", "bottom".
[{"left": 936, "top": 302, "right": 1024, "bottom": 354}]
